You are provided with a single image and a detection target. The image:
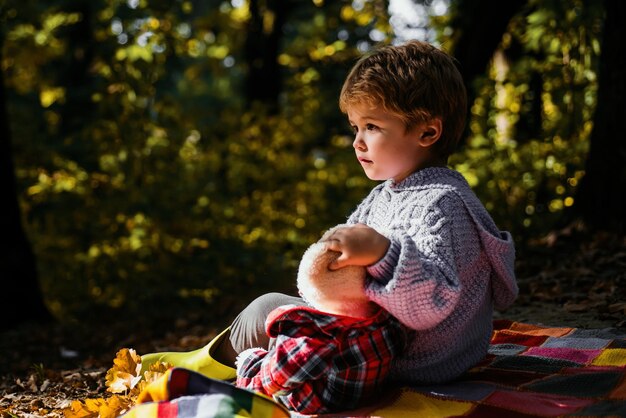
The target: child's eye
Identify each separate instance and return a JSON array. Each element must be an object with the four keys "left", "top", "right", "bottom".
[
  {"left": 366, "top": 123, "right": 378, "bottom": 131},
  {"left": 350, "top": 125, "right": 358, "bottom": 134}
]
